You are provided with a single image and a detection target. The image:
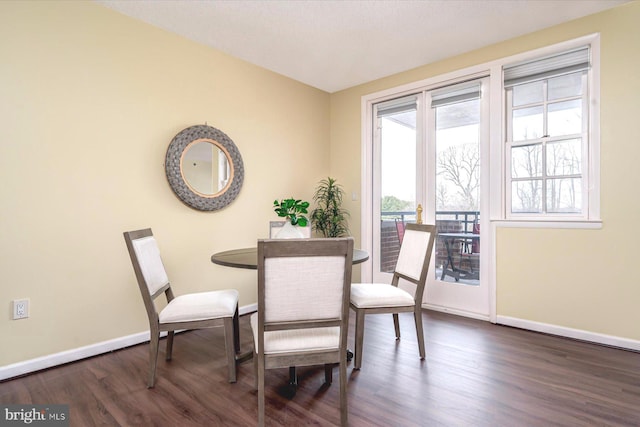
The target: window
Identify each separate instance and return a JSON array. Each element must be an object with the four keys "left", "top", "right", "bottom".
[
  {"left": 504, "top": 46, "right": 592, "bottom": 219},
  {"left": 363, "top": 35, "right": 600, "bottom": 244}
]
